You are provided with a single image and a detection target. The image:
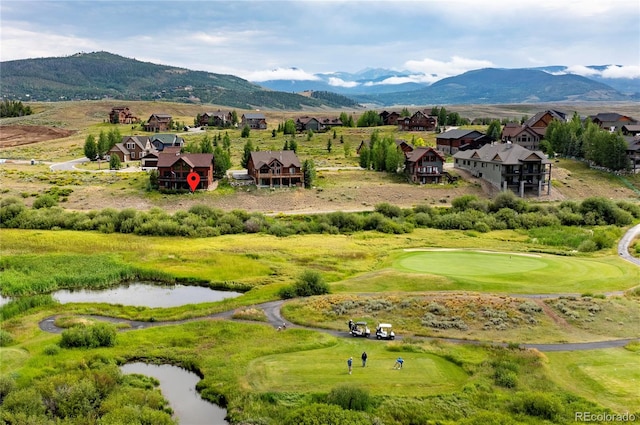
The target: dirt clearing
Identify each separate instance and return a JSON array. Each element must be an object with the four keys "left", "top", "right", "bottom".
[{"left": 0, "top": 125, "right": 75, "bottom": 148}]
